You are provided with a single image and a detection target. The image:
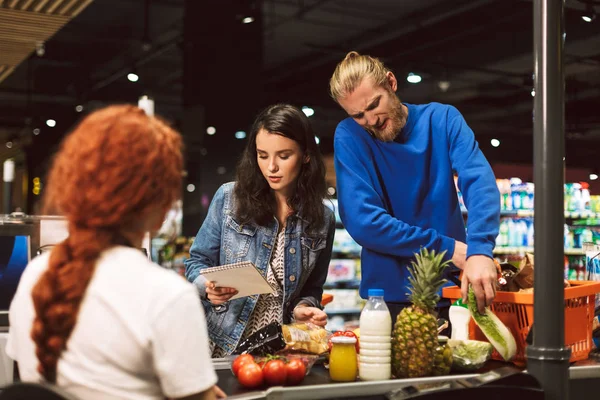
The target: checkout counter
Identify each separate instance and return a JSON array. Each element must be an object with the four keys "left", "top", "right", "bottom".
[{"left": 210, "top": 356, "right": 600, "bottom": 399}]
